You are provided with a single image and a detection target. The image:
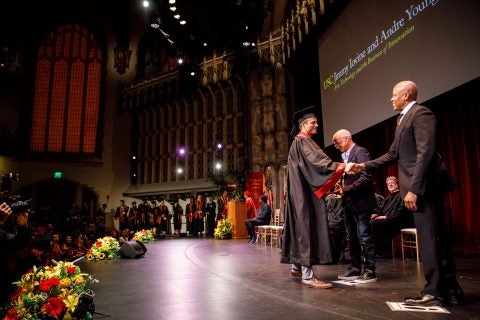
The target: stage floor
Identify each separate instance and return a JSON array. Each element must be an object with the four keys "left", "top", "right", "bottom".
[{"left": 77, "top": 239, "right": 480, "bottom": 320}]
